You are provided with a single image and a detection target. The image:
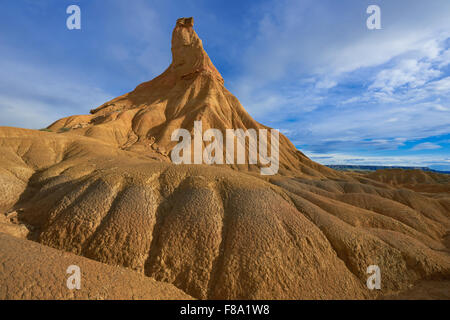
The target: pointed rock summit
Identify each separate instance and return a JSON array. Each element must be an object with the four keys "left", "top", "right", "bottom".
[
  {"left": 48, "top": 17, "right": 339, "bottom": 178},
  {"left": 169, "top": 17, "right": 223, "bottom": 83},
  {"left": 90, "top": 17, "right": 223, "bottom": 116}
]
